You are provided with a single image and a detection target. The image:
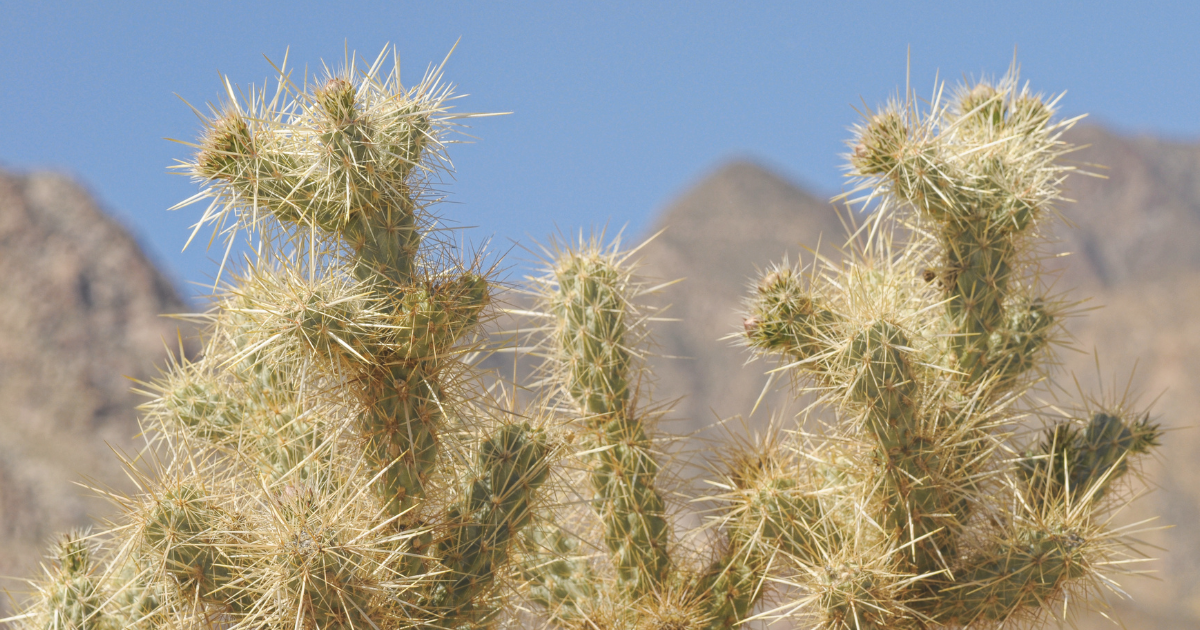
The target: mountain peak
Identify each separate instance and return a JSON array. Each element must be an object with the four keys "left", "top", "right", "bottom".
[
  {"left": 637, "top": 160, "right": 844, "bottom": 435},
  {"left": 649, "top": 159, "right": 835, "bottom": 251},
  {"left": 0, "top": 169, "right": 196, "bottom": 612}
]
